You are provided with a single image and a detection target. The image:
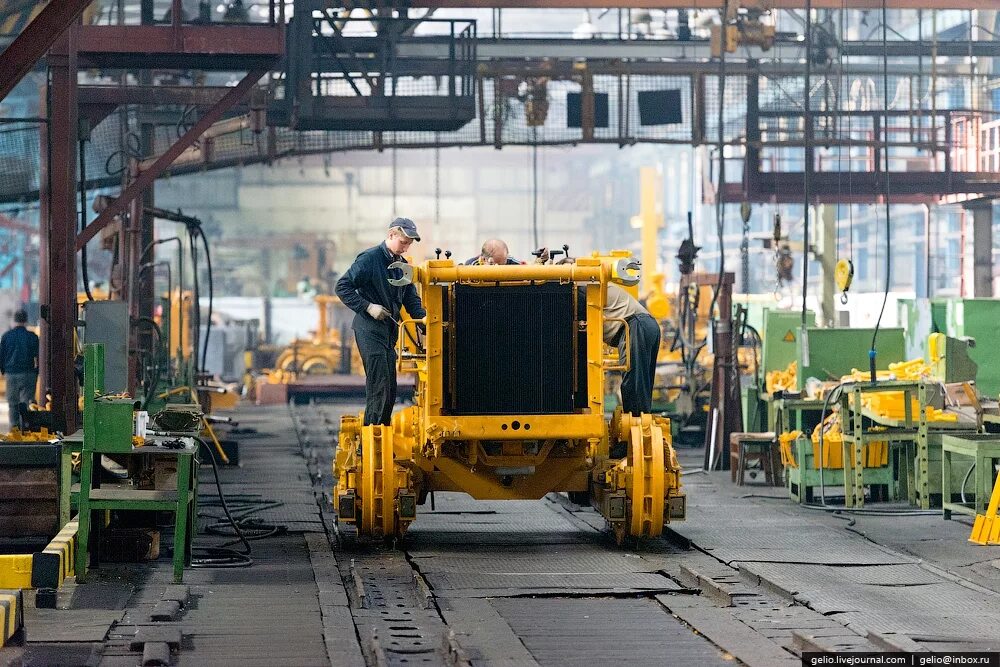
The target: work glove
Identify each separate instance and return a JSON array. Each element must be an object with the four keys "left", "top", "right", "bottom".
[
  {"left": 366, "top": 303, "right": 389, "bottom": 321},
  {"left": 533, "top": 247, "right": 549, "bottom": 265}
]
